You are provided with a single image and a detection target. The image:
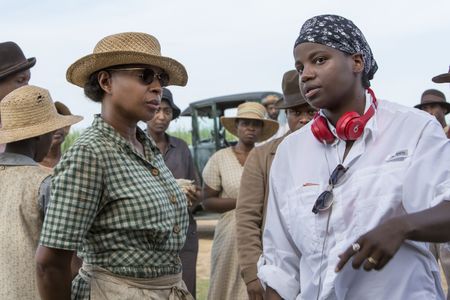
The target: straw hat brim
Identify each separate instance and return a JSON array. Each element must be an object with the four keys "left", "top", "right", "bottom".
[
  {"left": 220, "top": 117, "right": 279, "bottom": 142},
  {"left": 66, "top": 51, "right": 188, "bottom": 88},
  {"left": 0, "top": 114, "right": 82, "bottom": 144},
  {"left": 432, "top": 73, "right": 450, "bottom": 83}
]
